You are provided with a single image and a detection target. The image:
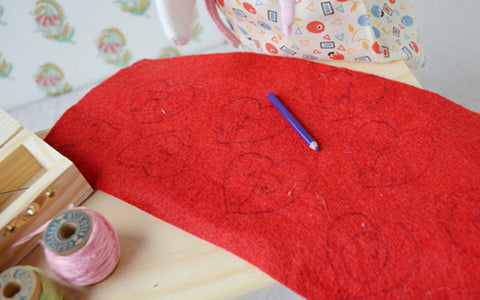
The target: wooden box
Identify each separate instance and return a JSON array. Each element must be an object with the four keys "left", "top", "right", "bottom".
[{"left": 0, "top": 108, "right": 93, "bottom": 270}]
